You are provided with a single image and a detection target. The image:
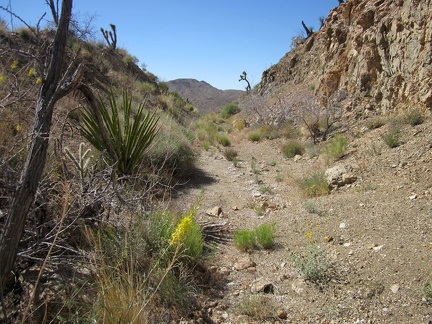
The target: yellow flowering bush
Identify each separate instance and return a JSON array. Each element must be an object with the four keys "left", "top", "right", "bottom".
[
  {"left": 169, "top": 201, "right": 203, "bottom": 263},
  {"left": 170, "top": 215, "right": 193, "bottom": 246},
  {"left": 28, "top": 68, "right": 35, "bottom": 77}
]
